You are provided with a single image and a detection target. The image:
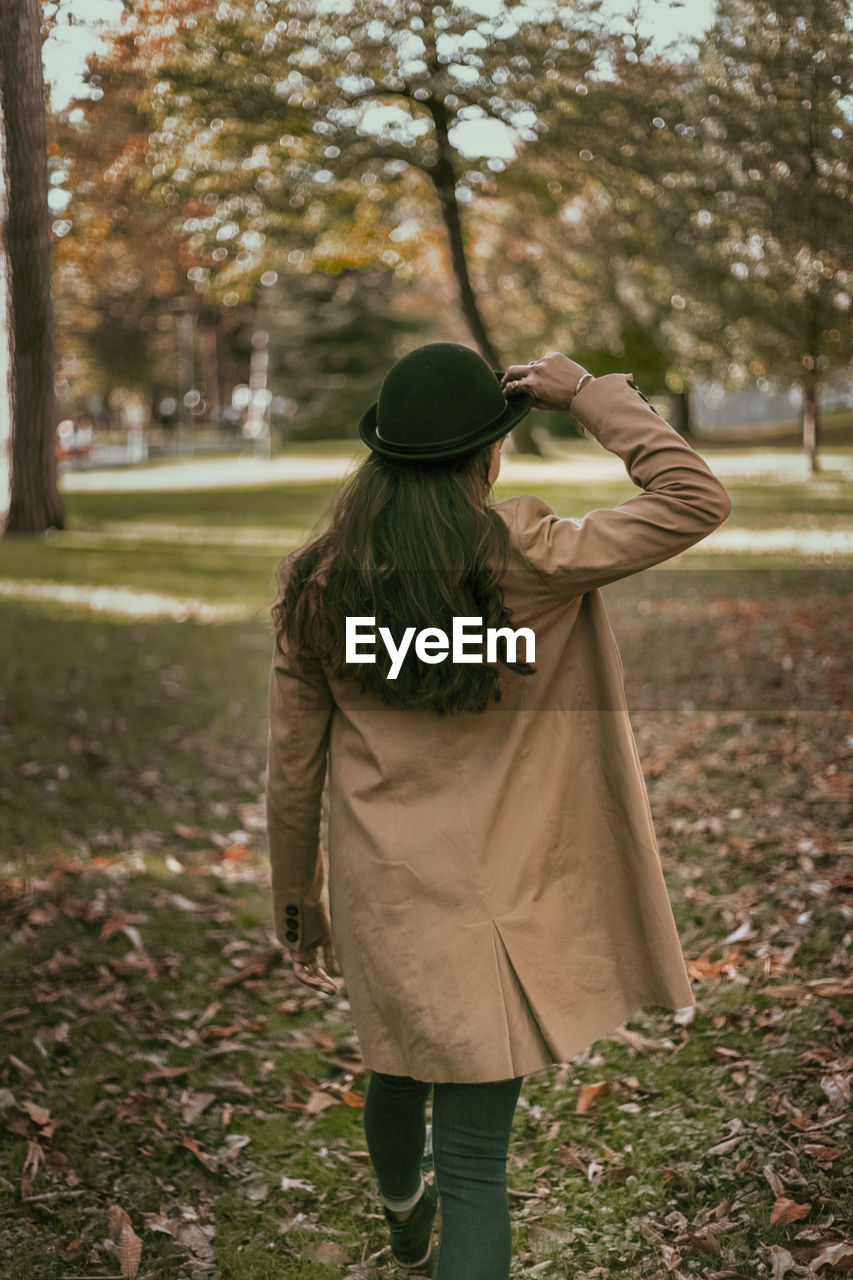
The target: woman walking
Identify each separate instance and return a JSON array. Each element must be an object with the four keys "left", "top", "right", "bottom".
[{"left": 266, "top": 345, "right": 732, "bottom": 1277}]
